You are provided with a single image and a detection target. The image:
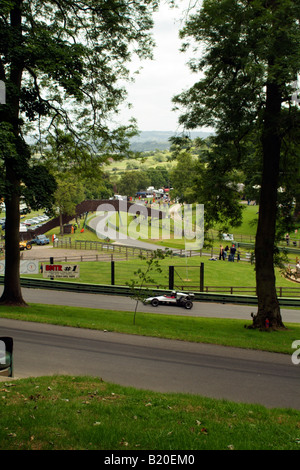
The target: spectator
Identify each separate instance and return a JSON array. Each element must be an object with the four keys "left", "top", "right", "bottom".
[
  {"left": 219, "top": 245, "right": 225, "bottom": 260},
  {"left": 229, "top": 244, "right": 236, "bottom": 262}
]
